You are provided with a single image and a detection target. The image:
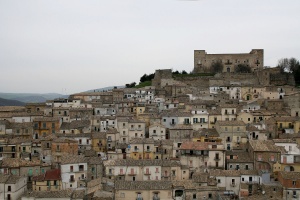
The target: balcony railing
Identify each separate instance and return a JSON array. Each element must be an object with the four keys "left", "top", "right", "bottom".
[
  {"left": 269, "top": 158, "right": 276, "bottom": 162},
  {"left": 69, "top": 178, "right": 75, "bottom": 182},
  {"left": 132, "top": 148, "right": 139, "bottom": 152},
  {"left": 118, "top": 172, "right": 125, "bottom": 176},
  {"left": 214, "top": 157, "right": 220, "bottom": 161},
  {"left": 230, "top": 183, "right": 236, "bottom": 187},
  {"left": 245, "top": 180, "right": 258, "bottom": 184},
  {"left": 128, "top": 172, "right": 137, "bottom": 176},
  {"left": 144, "top": 171, "right": 151, "bottom": 175},
  {"left": 78, "top": 176, "right": 86, "bottom": 180}
]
